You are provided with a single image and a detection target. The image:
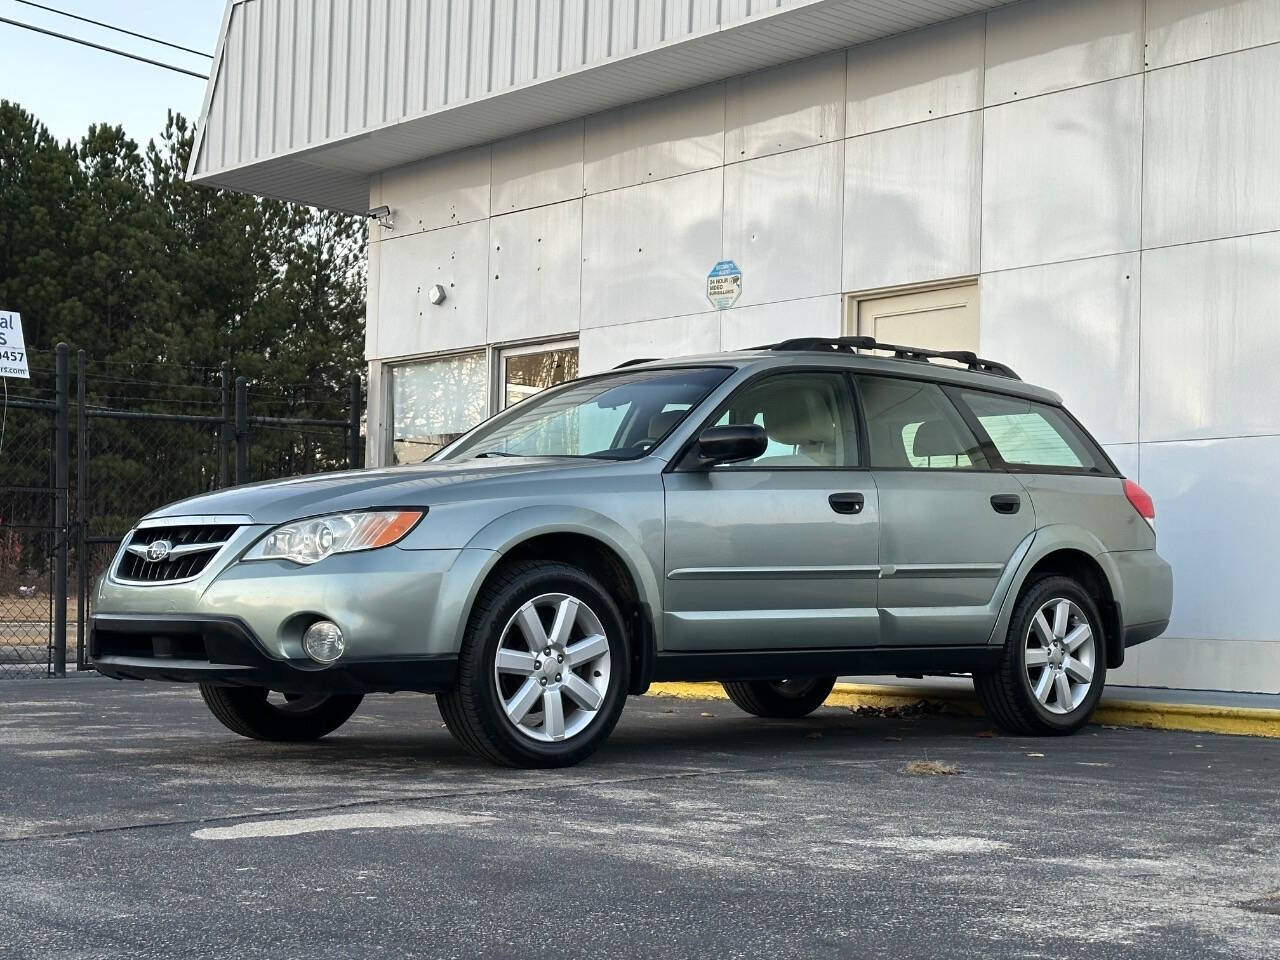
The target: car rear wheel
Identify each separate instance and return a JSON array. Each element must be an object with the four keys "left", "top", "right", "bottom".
[
  {"left": 198, "top": 684, "right": 363, "bottom": 741},
  {"left": 722, "top": 676, "right": 837, "bottom": 719},
  {"left": 437, "top": 560, "right": 629, "bottom": 768},
  {"left": 973, "top": 575, "right": 1106, "bottom": 736}
]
